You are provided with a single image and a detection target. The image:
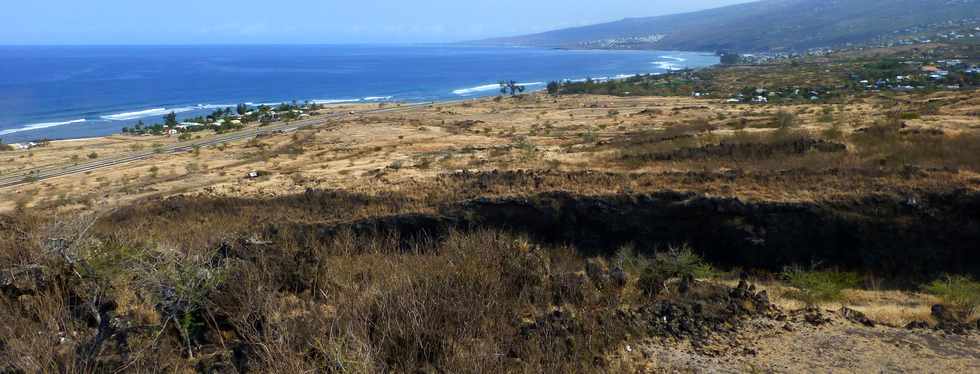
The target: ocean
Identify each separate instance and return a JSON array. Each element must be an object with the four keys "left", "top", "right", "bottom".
[{"left": 0, "top": 45, "right": 717, "bottom": 142}]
